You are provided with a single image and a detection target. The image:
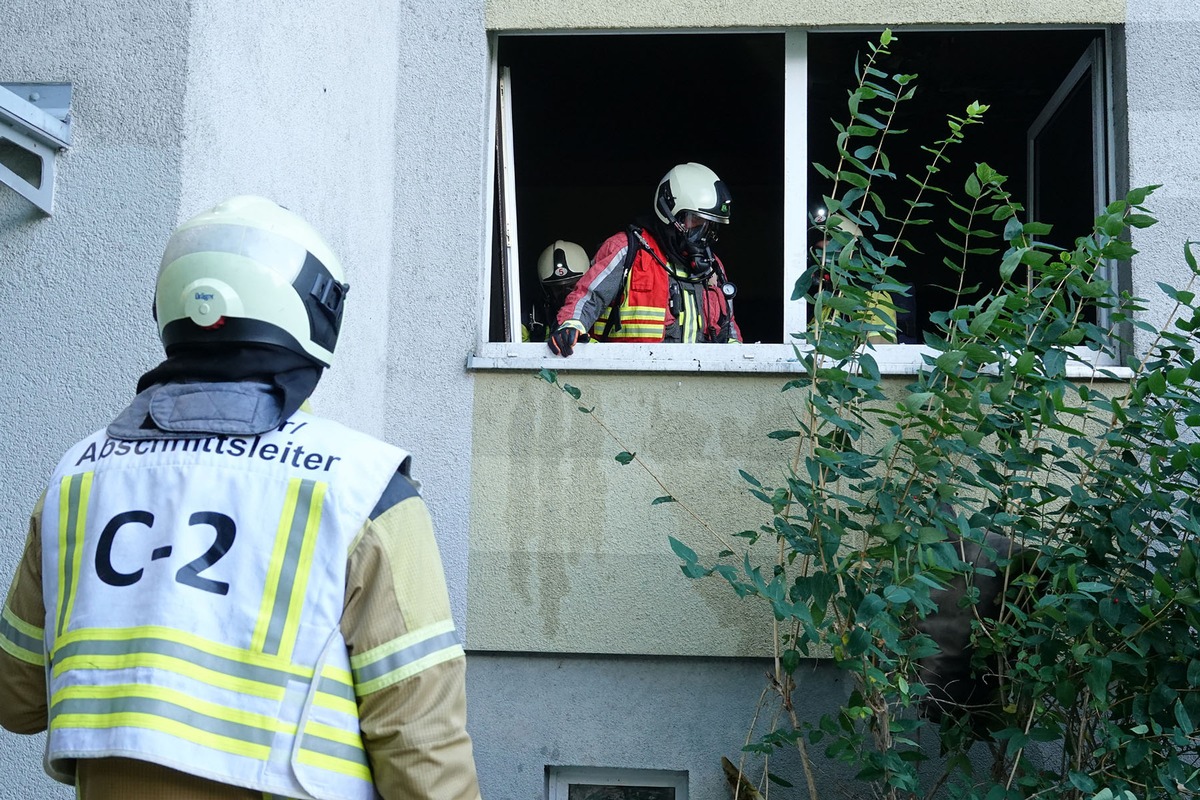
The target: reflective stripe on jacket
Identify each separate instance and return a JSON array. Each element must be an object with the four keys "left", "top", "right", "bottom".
[
  {"left": 566, "top": 230, "right": 738, "bottom": 344},
  {"left": 41, "top": 412, "right": 407, "bottom": 800}
]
